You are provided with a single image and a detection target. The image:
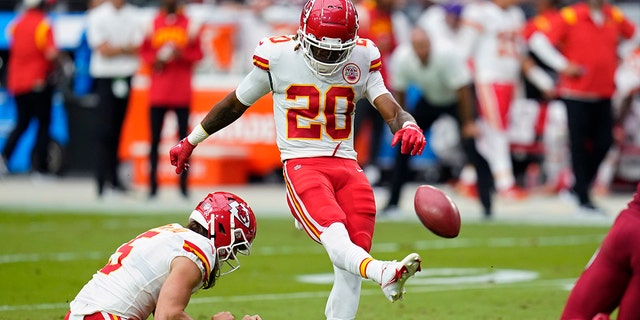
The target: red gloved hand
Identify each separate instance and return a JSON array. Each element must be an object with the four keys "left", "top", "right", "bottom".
[
  {"left": 169, "top": 138, "right": 196, "bottom": 174},
  {"left": 391, "top": 123, "right": 426, "bottom": 156}
]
